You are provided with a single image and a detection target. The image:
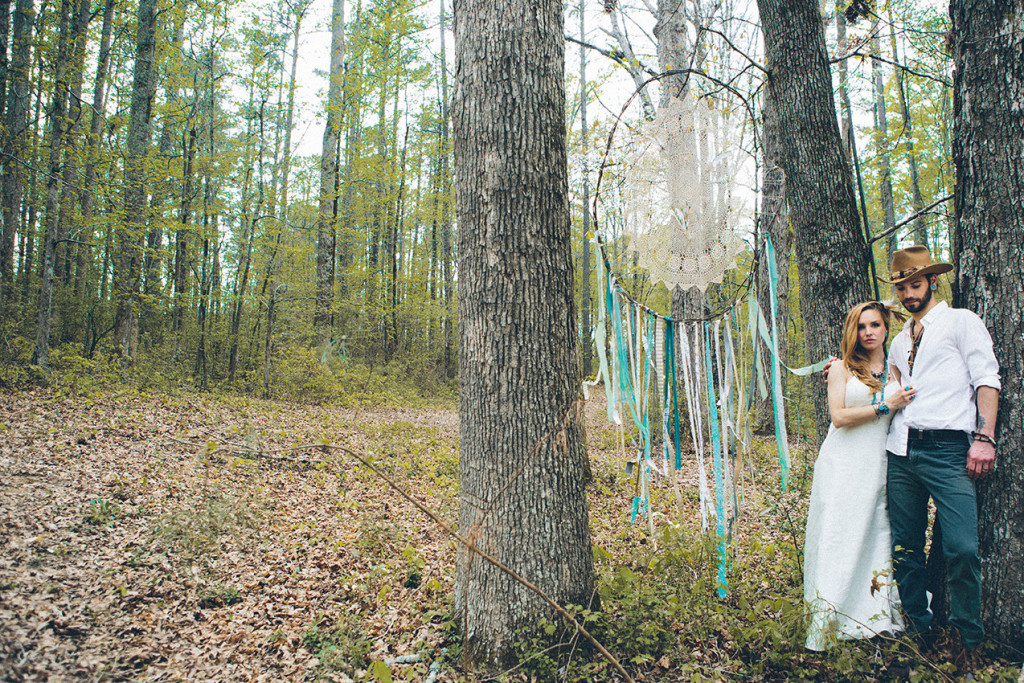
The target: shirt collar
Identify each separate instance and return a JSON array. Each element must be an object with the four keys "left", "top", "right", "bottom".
[{"left": 919, "top": 300, "right": 949, "bottom": 328}]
